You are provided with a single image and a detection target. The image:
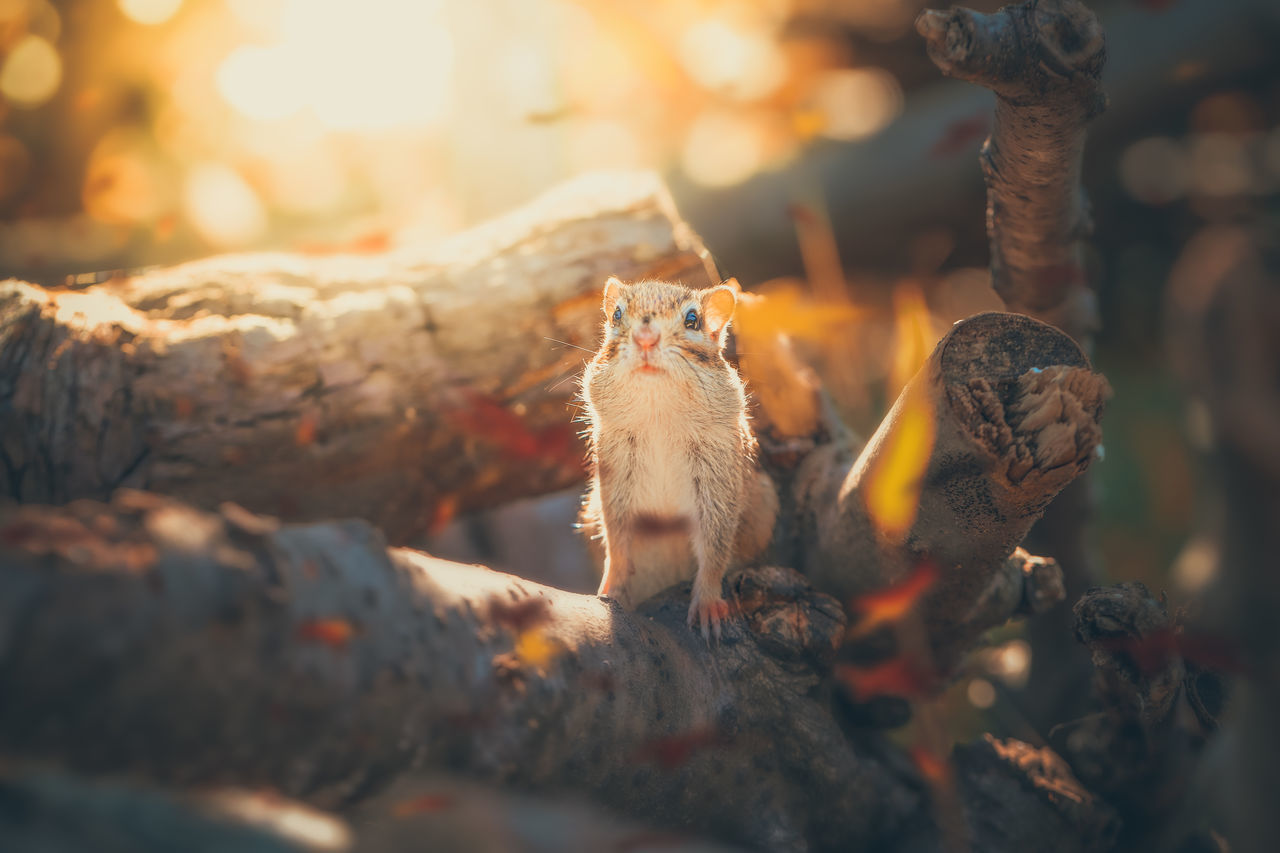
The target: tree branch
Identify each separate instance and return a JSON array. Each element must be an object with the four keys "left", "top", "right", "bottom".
[
  {"left": 916, "top": 0, "right": 1118, "bottom": 734},
  {"left": 916, "top": 0, "right": 1103, "bottom": 342},
  {"left": 794, "top": 311, "right": 1107, "bottom": 674}
]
